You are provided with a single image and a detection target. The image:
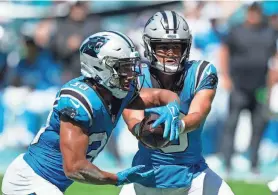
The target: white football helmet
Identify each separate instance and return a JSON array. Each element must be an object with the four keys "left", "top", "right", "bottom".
[
  {"left": 80, "top": 31, "right": 140, "bottom": 99},
  {"left": 143, "top": 11, "right": 192, "bottom": 73}
]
